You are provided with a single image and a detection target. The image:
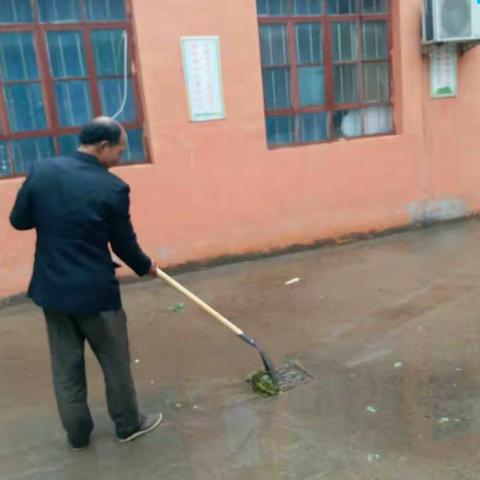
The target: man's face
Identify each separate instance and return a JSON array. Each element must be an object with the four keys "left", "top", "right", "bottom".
[{"left": 96, "top": 130, "right": 127, "bottom": 169}]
